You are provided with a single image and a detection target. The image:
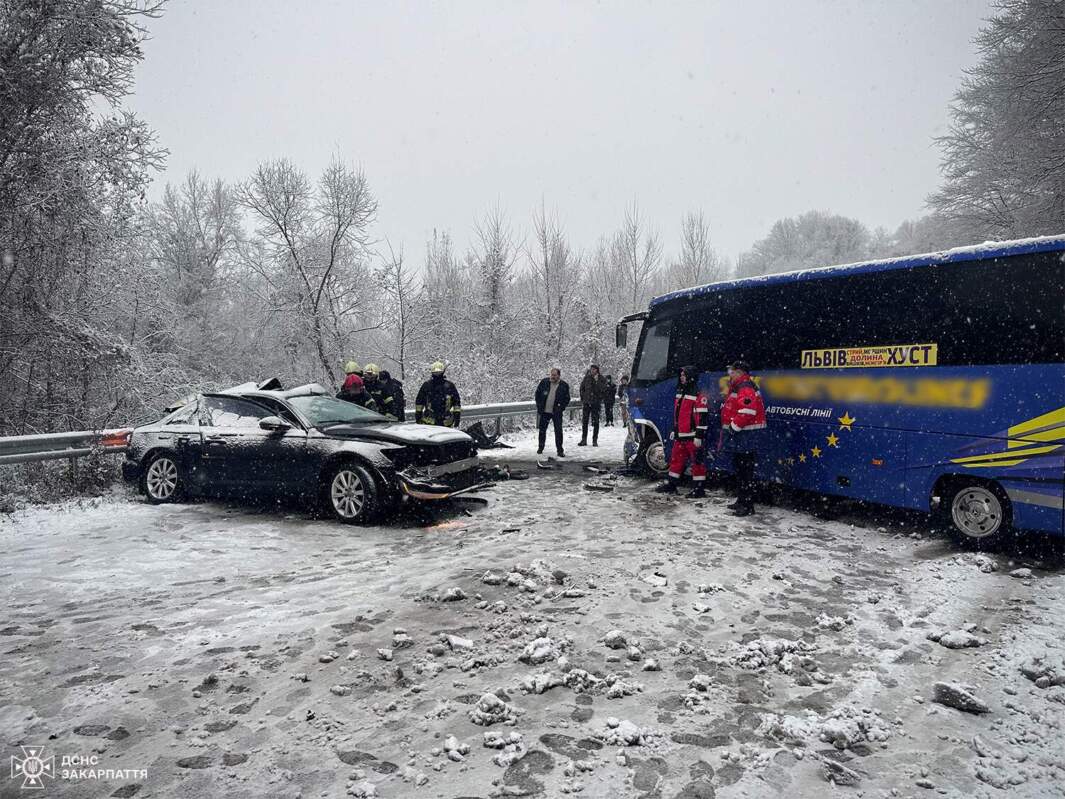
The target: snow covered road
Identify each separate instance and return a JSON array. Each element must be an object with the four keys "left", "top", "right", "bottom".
[{"left": 1, "top": 425, "right": 1063, "bottom": 798}]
